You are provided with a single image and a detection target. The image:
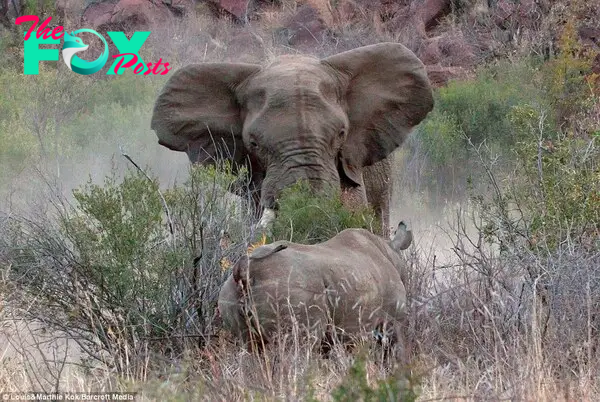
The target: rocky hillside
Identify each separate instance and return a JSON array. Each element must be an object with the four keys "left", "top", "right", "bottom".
[{"left": 3, "top": 0, "right": 596, "bottom": 87}]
